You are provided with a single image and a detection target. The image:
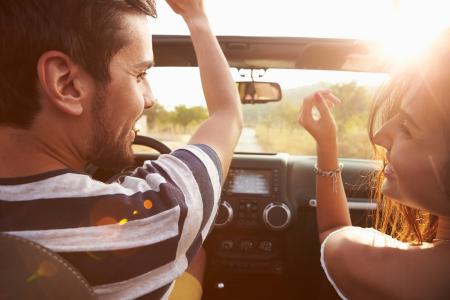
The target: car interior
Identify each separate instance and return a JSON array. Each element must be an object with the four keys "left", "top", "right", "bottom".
[
  {"left": 0, "top": 0, "right": 448, "bottom": 300},
  {"left": 0, "top": 29, "right": 388, "bottom": 299},
  {"left": 99, "top": 34, "right": 385, "bottom": 300},
  {"left": 3, "top": 1, "right": 450, "bottom": 298}
]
